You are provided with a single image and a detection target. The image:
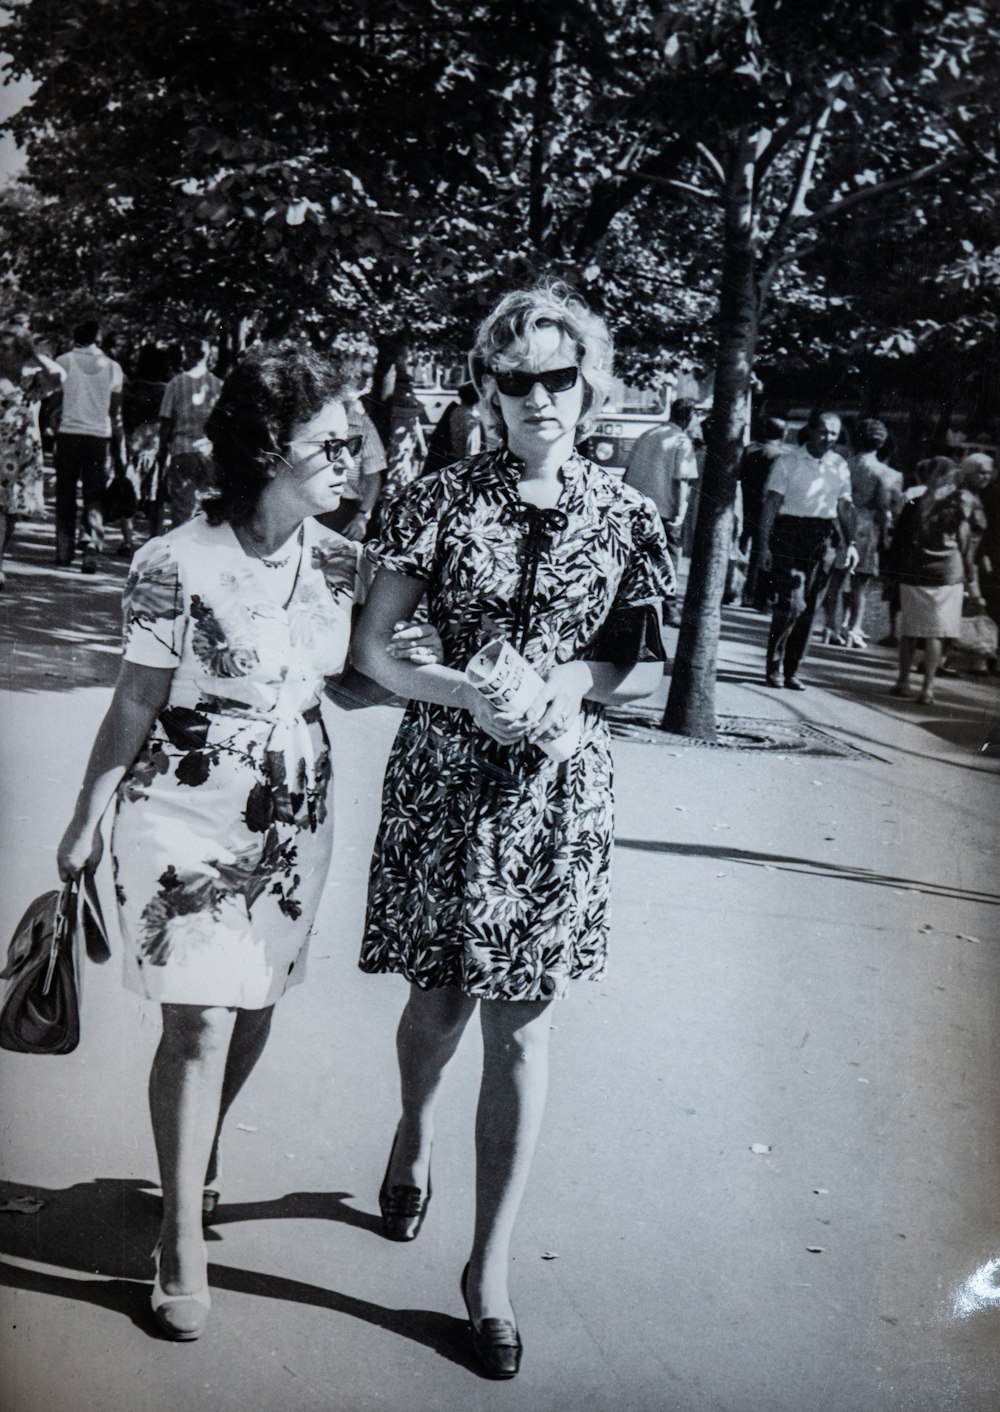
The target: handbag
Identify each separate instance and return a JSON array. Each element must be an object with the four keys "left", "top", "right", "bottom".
[
  {"left": 101, "top": 468, "right": 139, "bottom": 523},
  {"left": 0, "top": 874, "right": 112, "bottom": 1055},
  {"left": 958, "top": 611, "right": 998, "bottom": 661}
]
